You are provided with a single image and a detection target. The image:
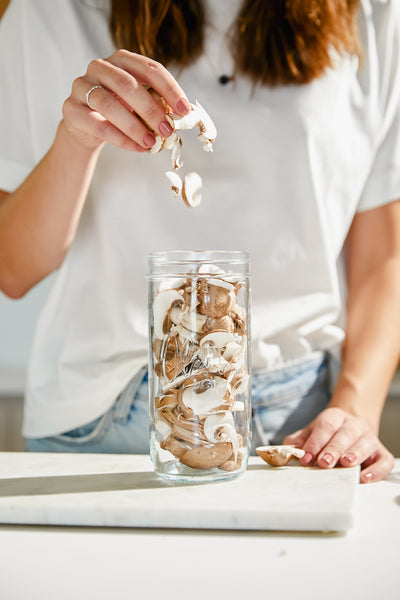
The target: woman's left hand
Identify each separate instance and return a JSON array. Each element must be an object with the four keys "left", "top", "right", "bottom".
[{"left": 283, "top": 407, "right": 395, "bottom": 483}]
